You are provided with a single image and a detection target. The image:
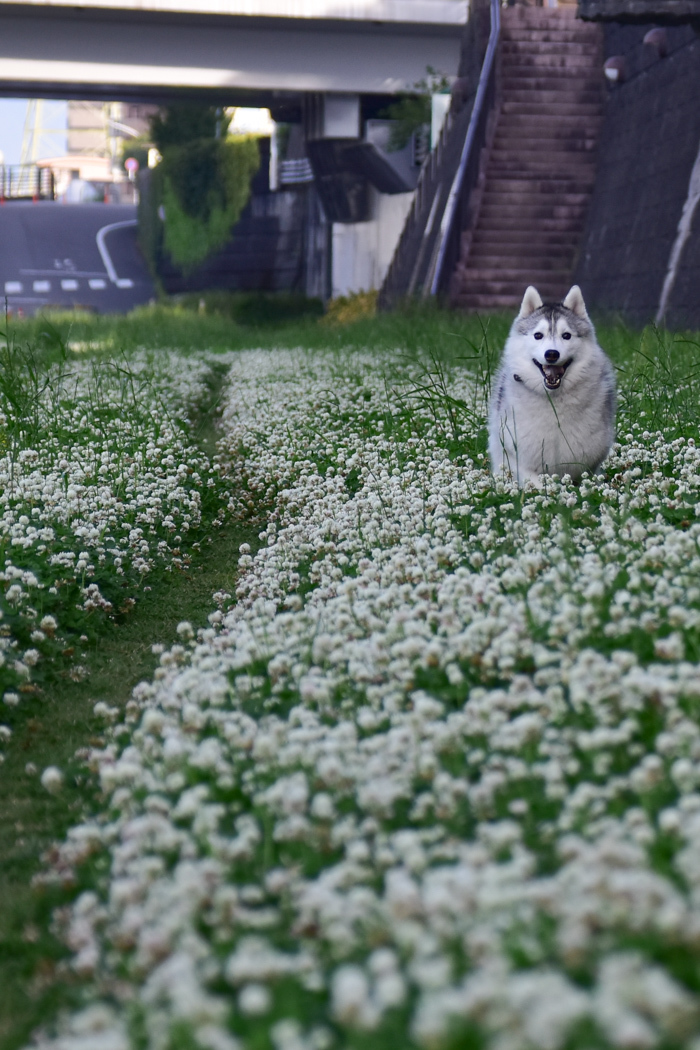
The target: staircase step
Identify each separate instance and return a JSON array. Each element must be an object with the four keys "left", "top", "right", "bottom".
[
  {"left": 460, "top": 264, "right": 572, "bottom": 281},
  {"left": 503, "top": 52, "right": 602, "bottom": 70},
  {"left": 491, "top": 140, "right": 598, "bottom": 157},
  {"left": 465, "top": 253, "right": 574, "bottom": 270},
  {"left": 502, "top": 40, "right": 600, "bottom": 59},
  {"left": 488, "top": 161, "right": 590, "bottom": 178},
  {"left": 490, "top": 159, "right": 597, "bottom": 177},
  {"left": 494, "top": 118, "right": 601, "bottom": 135},
  {"left": 487, "top": 177, "right": 594, "bottom": 194},
  {"left": 503, "top": 11, "right": 587, "bottom": 28},
  {"left": 502, "top": 74, "right": 602, "bottom": 89},
  {"left": 491, "top": 134, "right": 598, "bottom": 151},
  {"left": 501, "top": 75, "right": 603, "bottom": 90},
  {"left": 501, "top": 101, "right": 602, "bottom": 117},
  {"left": 471, "top": 229, "right": 578, "bottom": 246},
  {"left": 503, "top": 13, "right": 596, "bottom": 31},
  {"left": 456, "top": 277, "right": 572, "bottom": 297},
  {"left": 501, "top": 51, "right": 600, "bottom": 65},
  {"left": 481, "top": 190, "right": 590, "bottom": 207},
  {"left": 497, "top": 113, "right": 603, "bottom": 128},
  {"left": 453, "top": 294, "right": 527, "bottom": 311},
  {"left": 455, "top": 292, "right": 579, "bottom": 312},
  {"left": 489, "top": 153, "right": 598, "bottom": 167},
  {"left": 499, "top": 88, "right": 603, "bottom": 106},
  {"left": 488, "top": 174, "right": 596, "bottom": 188},
  {"left": 502, "top": 28, "right": 602, "bottom": 44},
  {"left": 474, "top": 215, "right": 585, "bottom": 233},
  {"left": 454, "top": 295, "right": 522, "bottom": 310},
  {"left": 479, "top": 201, "right": 588, "bottom": 220}
]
